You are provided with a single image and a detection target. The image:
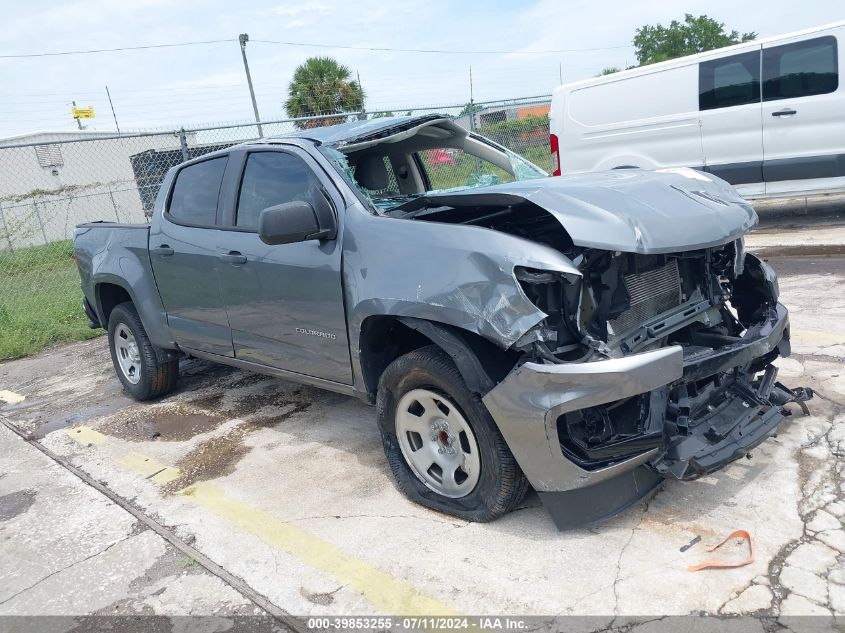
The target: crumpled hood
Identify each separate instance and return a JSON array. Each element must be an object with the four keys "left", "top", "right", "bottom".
[{"left": 402, "top": 168, "right": 758, "bottom": 254}]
